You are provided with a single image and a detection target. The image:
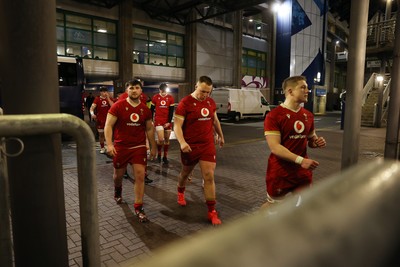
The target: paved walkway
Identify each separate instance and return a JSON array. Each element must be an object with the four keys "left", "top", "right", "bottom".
[{"left": 63, "top": 123, "right": 387, "bottom": 266}]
